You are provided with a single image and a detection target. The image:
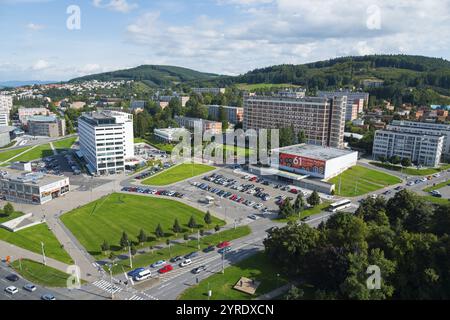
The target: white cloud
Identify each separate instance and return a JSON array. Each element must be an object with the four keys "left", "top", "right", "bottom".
[
  {"left": 124, "top": 0, "right": 450, "bottom": 75},
  {"left": 93, "top": 0, "right": 138, "bottom": 13},
  {"left": 26, "top": 23, "right": 45, "bottom": 30},
  {"left": 32, "top": 59, "right": 49, "bottom": 71}
]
